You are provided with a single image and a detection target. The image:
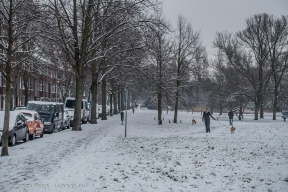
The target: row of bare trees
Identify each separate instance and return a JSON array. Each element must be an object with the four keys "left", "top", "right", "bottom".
[
  {"left": 1, "top": 0, "right": 287, "bottom": 157},
  {"left": 213, "top": 13, "right": 288, "bottom": 120}
]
